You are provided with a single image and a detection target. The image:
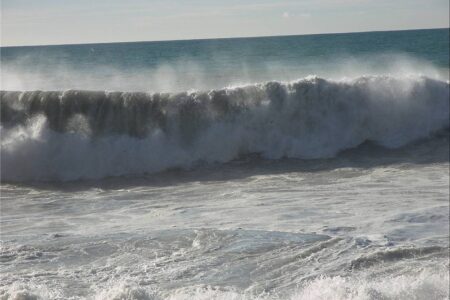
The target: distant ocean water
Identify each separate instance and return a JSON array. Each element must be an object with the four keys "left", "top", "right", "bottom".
[
  {"left": 2, "top": 28, "right": 449, "bottom": 92},
  {"left": 1, "top": 29, "right": 449, "bottom": 299}
]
